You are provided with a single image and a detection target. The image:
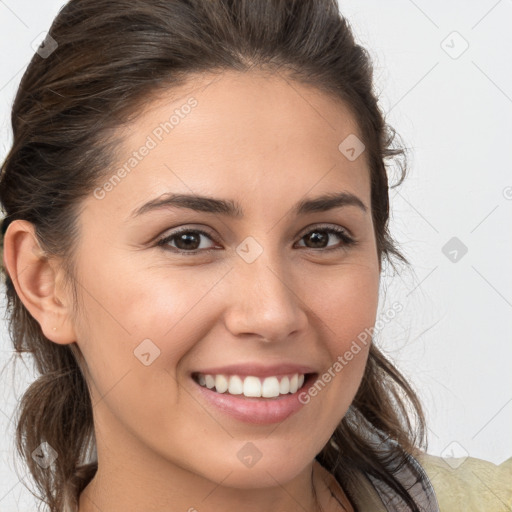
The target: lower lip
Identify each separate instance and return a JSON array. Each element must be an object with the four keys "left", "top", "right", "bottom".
[{"left": 193, "top": 374, "right": 316, "bottom": 425}]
